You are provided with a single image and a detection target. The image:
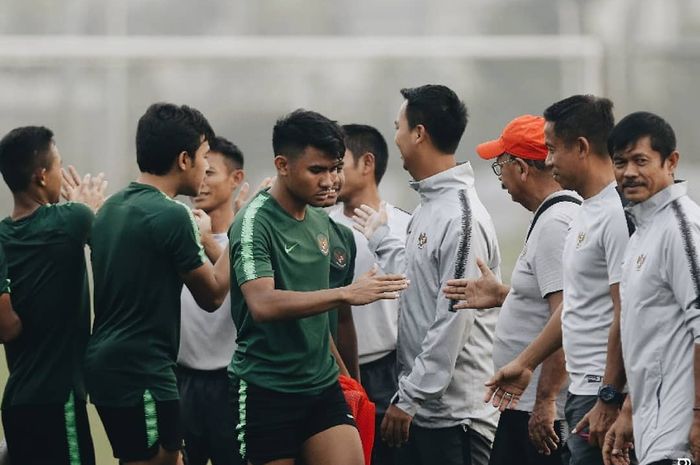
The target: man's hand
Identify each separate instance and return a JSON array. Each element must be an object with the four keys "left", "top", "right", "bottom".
[
  {"left": 602, "top": 404, "right": 633, "bottom": 465},
  {"left": 352, "top": 202, "right": 388, "bottom": 240},
  {"left": 691, "top": 413, "right": 700, "bottom": 465},
  {"left": 192, "top": 209, "right": 213, "bottom": 236},
  {"left": 381, "top": 404, "right": 412, "bottom": 448},
  {"left": 233, "top": 177, "right": 275, "bottom": 215},
  {"left": 344, "top": 264, "right": 408, "bottom": 306},
  {"left": 528, "top": 399, "right": 560, "bottom": 455},
  {"left": 573, "top": 400, "right": 619, "bottom": 449},
  {"left": 61, "top": 165, "right": 108, "bottom": 212},
  {"left": 443, "top": 257, "right": 507, "bottom": 309},
  {"left": 484, "top": 359, "right": 533, "bottom": 411}
]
